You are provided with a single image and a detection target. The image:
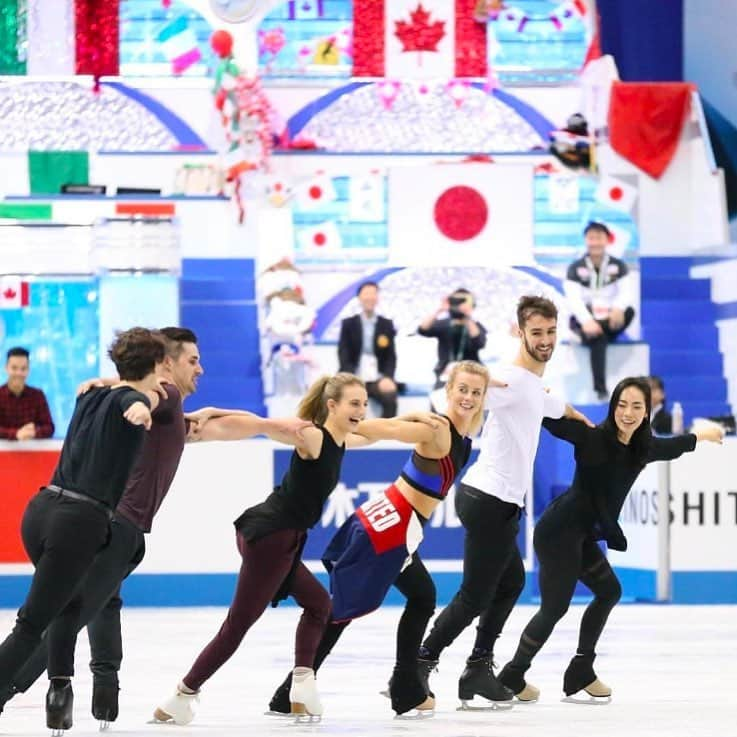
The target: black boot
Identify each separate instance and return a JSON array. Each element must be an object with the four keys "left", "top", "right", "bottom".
[
  {"left": 0, "top": 683, "right": 18, "bottom": 716},
  {"left": 458, "top": 655, "right": 514, "bottom": 705},
  {"left": 92, "top": 678, "right": 119, "bottom": 725},
  {"left": 267, "top": 672, "right": 292, "bottom": 715},
  {"left": 417, "top": 657, "right": 438, "bottom": 699},
  {"left": 46, "top": 679, "right": 74, "bottom": 732},
  {"left": 498, "top": 662, "right": 526, "bottom": 694},
  {"left": 389, "top": 664, "right": 433, "bottom": 715},
  {"left": 563, "top": 653, "right": 597, "bottom": 696}
]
